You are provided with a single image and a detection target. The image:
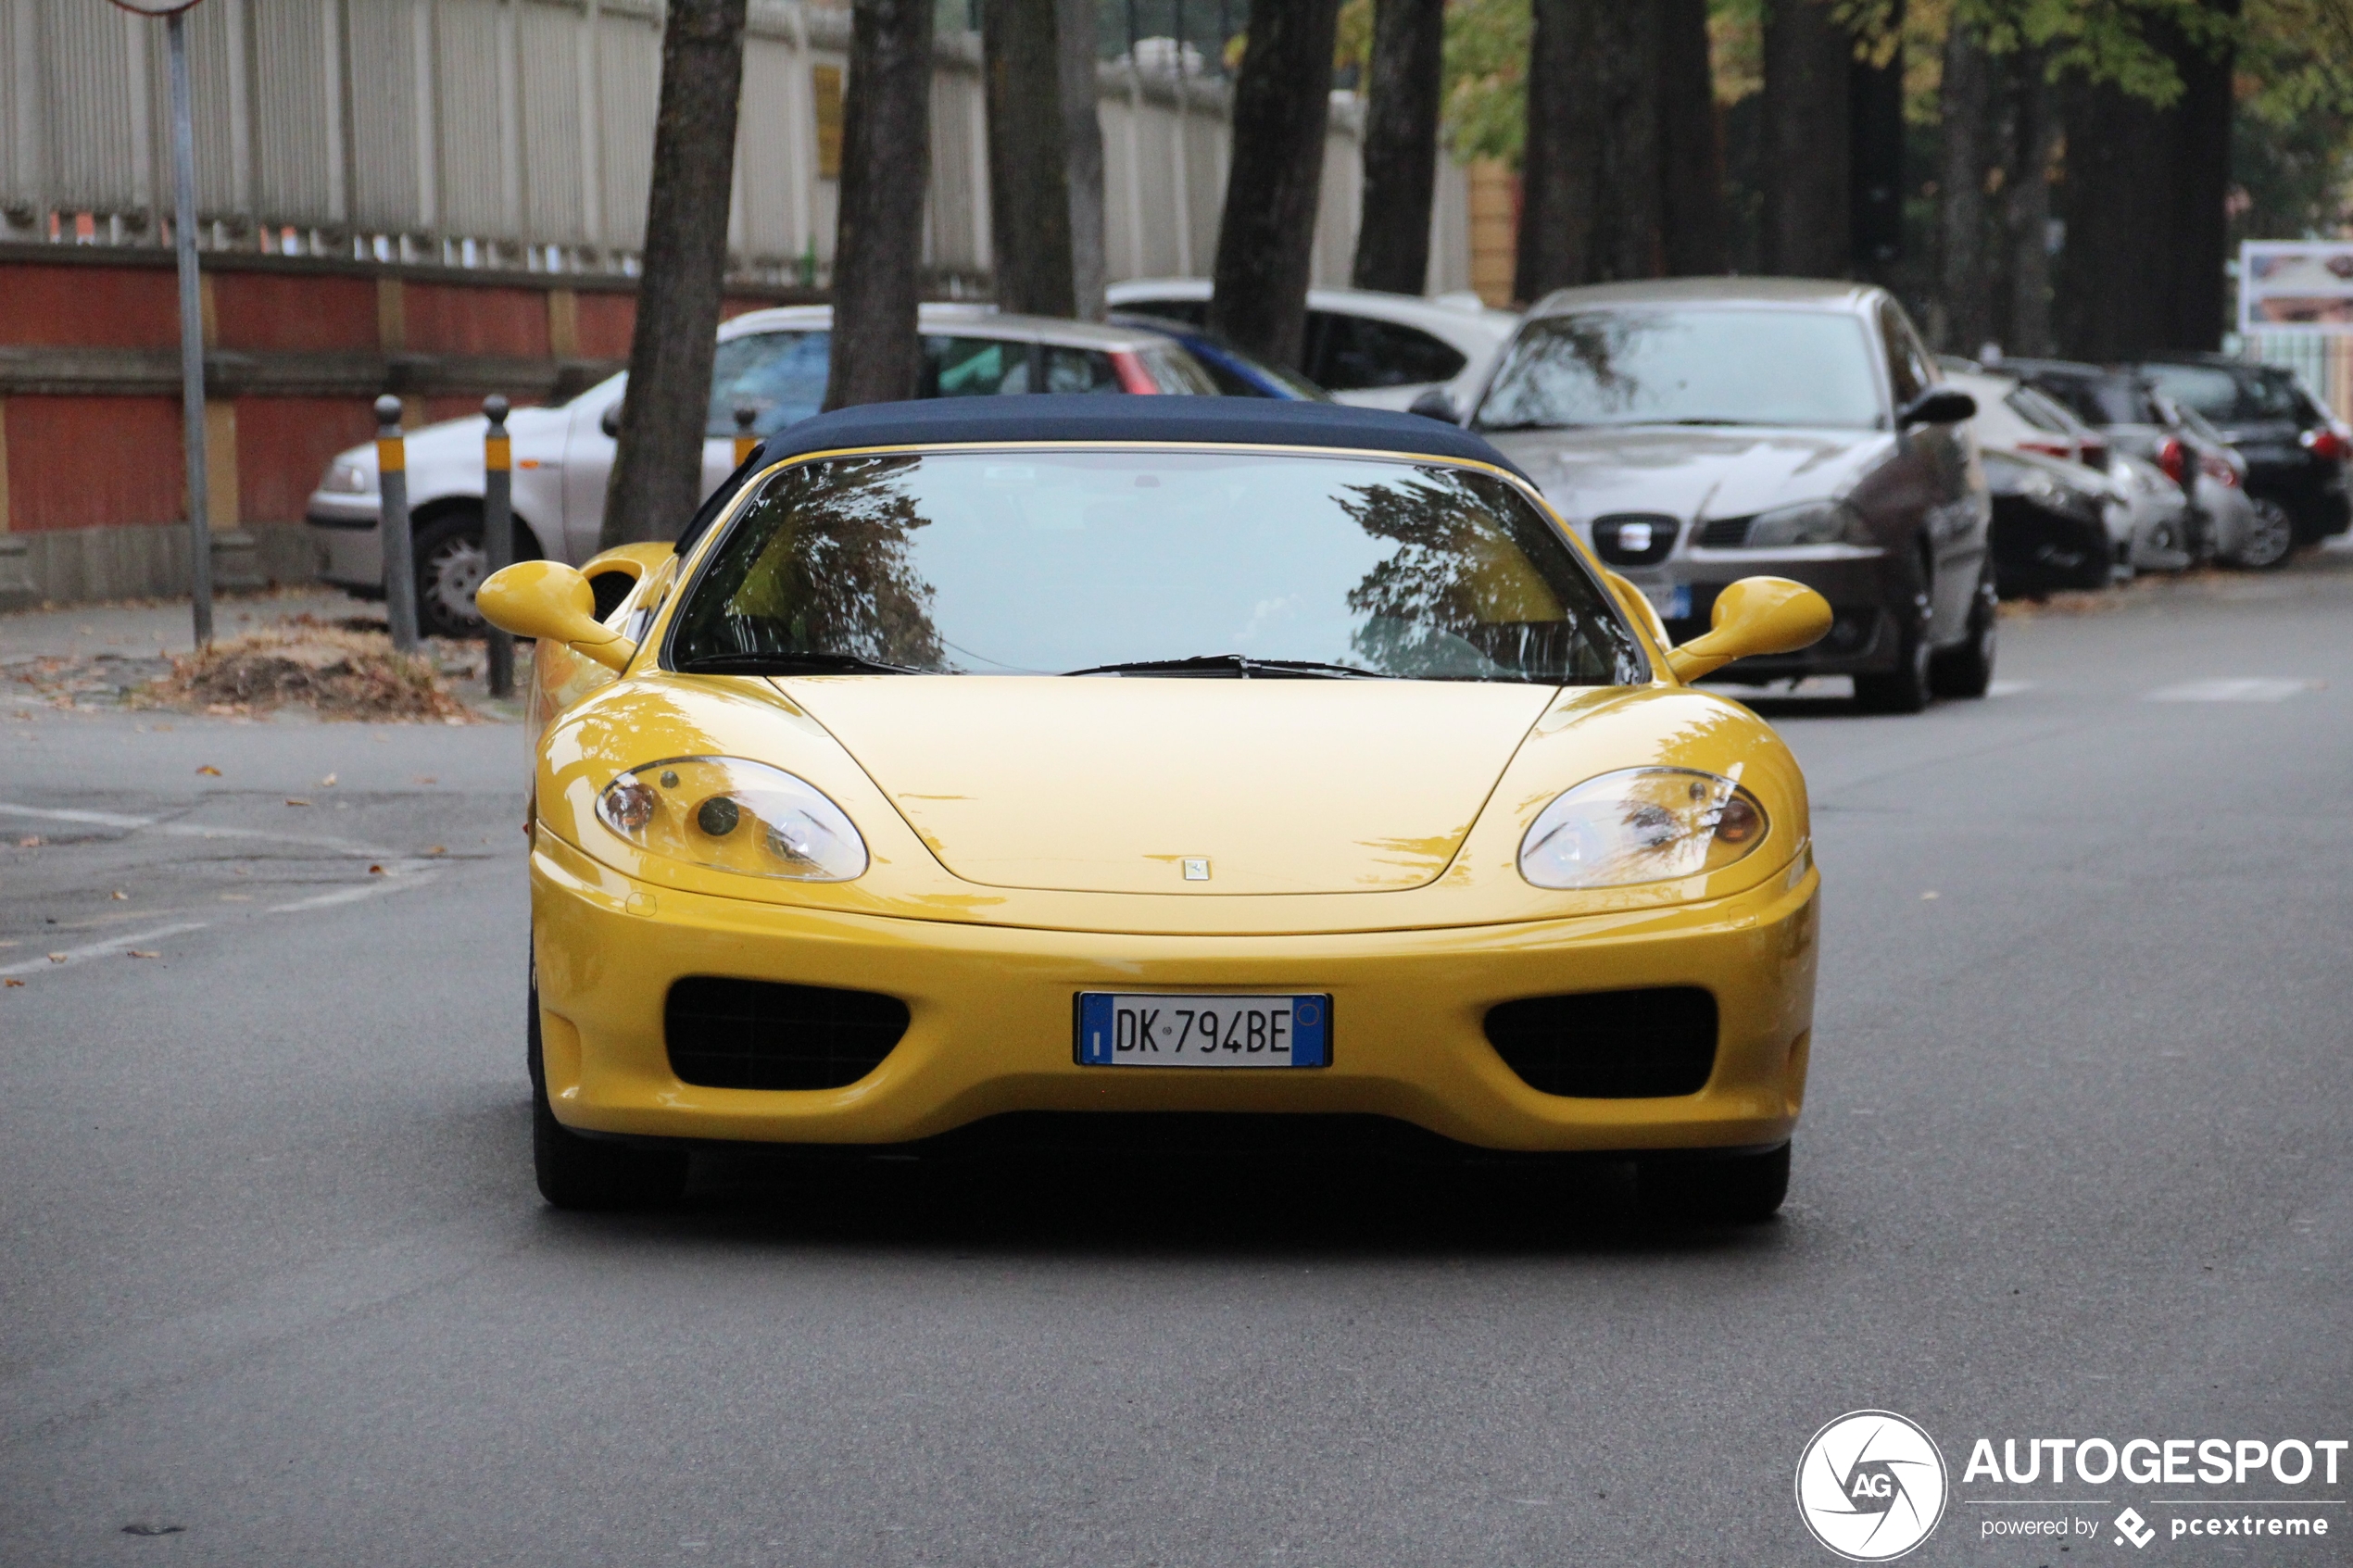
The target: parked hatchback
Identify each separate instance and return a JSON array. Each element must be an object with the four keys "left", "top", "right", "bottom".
[
  {"left": 2133, "top": 354, "right": 2351, "bottom": 546},
  {"left": 1459, "top": 278, "right": 1992, "bottom": 713},
  {"left": 305, "top": 307, "right": 1216, "bottom": 636}
]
